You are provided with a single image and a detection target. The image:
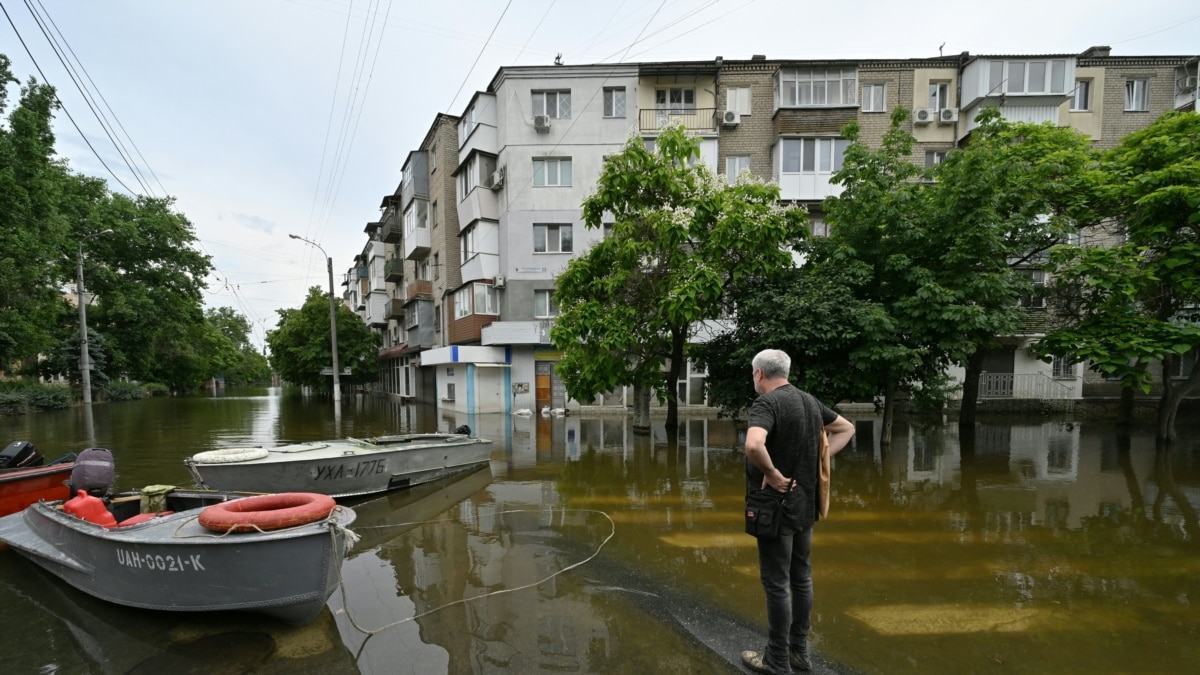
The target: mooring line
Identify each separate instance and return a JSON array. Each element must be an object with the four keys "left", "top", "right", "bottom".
[{"left": 334, "top": 507, "right": 616, "bottom": 637}]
